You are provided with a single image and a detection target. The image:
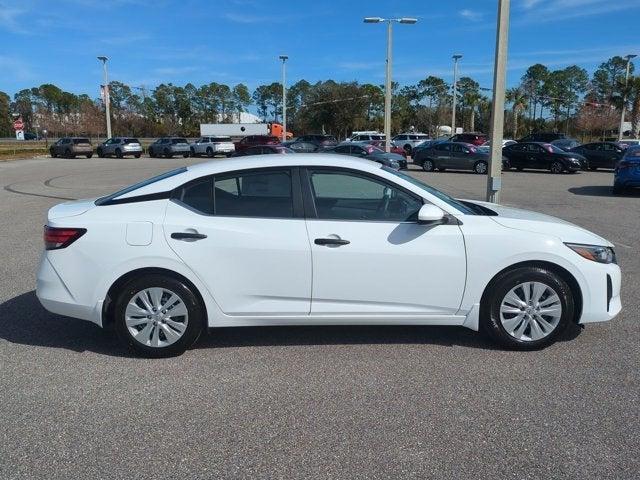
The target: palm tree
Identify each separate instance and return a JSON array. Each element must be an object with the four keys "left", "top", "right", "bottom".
[{"left": 507, "top": 88, "right": 528, "bottom": 138}]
